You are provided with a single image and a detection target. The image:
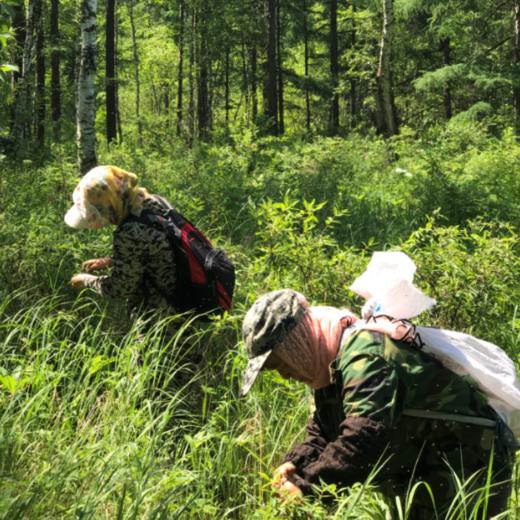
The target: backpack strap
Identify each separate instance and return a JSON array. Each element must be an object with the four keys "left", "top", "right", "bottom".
[
  {"left": 402, "top": 408, "right": 497, "bottom": 429},
  {"left": 126, "top": 207, "right": 182, "bottom": 242},
  {"left": 339, "top": 325, "right": 502, "bottom": 430},
  {"left": 147, "top": 195, "right": 210, "bottom": 246},
  {"left": 151, "top": 194, "right": 173, "bottom": 210}
]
